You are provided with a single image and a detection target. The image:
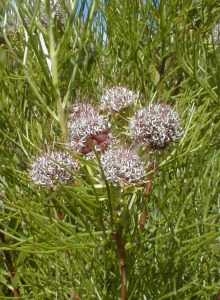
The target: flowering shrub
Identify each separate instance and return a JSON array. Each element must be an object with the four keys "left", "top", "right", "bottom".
[{"left": 7, "top": 2, "right": 220, "bottom": 299}]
